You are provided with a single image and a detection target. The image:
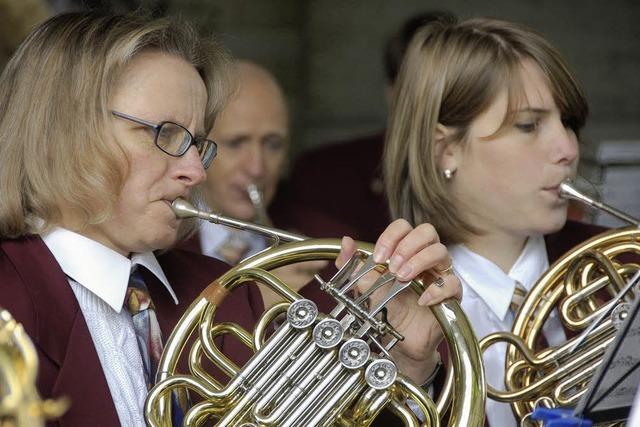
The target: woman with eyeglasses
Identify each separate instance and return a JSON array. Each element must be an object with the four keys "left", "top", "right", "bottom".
[
  {"left": 0, "top": 12, "right": 461, "bottom": 426},
  {"left": 385, "top": 17, "right": 606, "bottom": 426}
]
